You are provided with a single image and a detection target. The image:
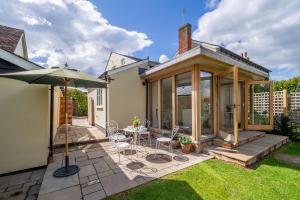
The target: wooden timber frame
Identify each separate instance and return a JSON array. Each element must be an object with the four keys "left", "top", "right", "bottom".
[{"left": 145, "top": 62, "right": 273, "bottom": 144}]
